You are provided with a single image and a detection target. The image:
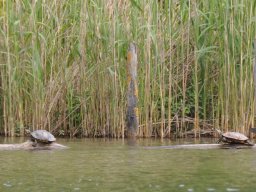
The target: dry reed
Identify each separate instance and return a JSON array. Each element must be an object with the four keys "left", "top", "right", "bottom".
[{"left": 0, "top": 0, "right": 255, "bottom": 138}]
